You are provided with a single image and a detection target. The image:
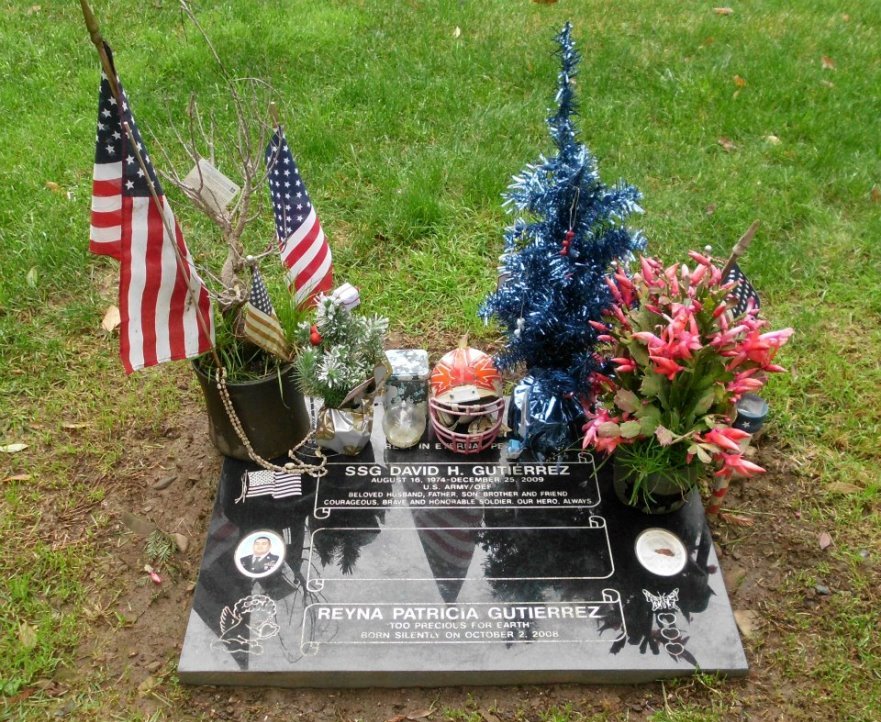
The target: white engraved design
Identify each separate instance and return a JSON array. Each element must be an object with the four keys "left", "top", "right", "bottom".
[
  {"left": 212, "top": 594, "right": 280, "bottom": 655},
  {"left": 642, "top": 588, "right": 680, "bottom": 612}
]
